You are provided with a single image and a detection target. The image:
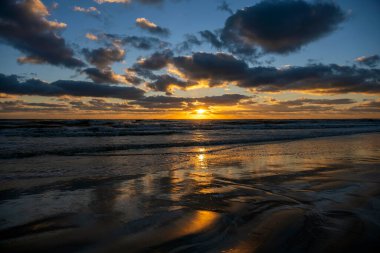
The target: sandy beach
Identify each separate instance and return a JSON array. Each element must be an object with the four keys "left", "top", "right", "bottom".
[{"left": 1, "top": 132, "right": 379, "bottom": 252}]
